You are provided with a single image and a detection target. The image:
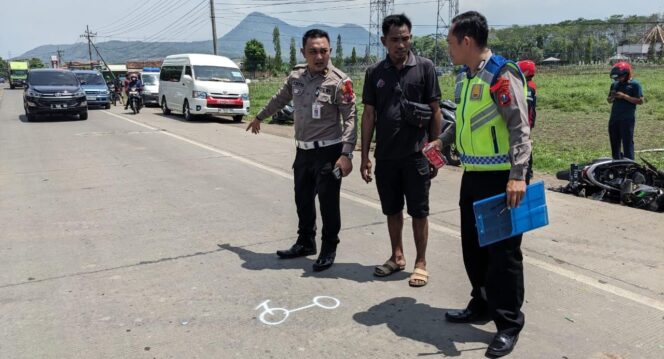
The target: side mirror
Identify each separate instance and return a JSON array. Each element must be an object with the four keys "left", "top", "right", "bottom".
[
  {"left": 183, "top": 74, "right": 192, "bottom": 81},
  {"left": 245, "top": 79, "right": 251, "bottom": 84}
]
